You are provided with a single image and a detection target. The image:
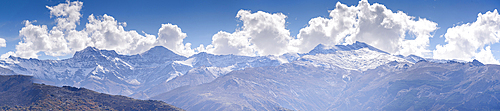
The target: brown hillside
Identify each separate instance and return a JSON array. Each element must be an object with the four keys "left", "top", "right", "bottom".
[{"left": 0, "top": 75, "right": 184, "bottom": 111}]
